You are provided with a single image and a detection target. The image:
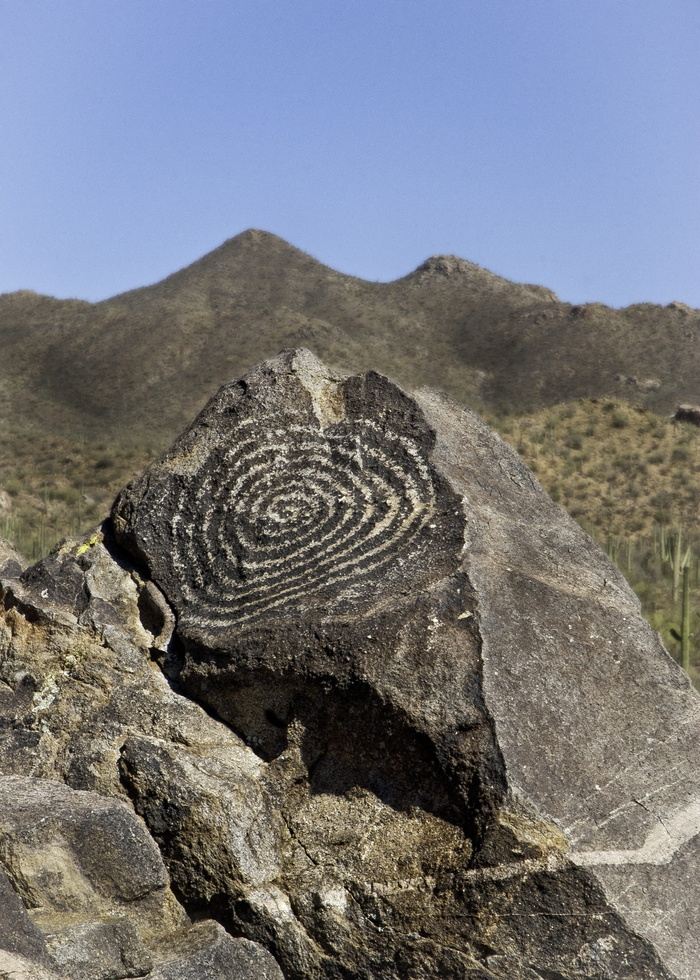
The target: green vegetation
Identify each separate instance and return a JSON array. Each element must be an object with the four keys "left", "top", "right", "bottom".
[
  {"left": 489, "top": 399, "right": 700, "bottom": 685},
  {"left": 490, "top": 399, "right": 700, "bottom": 536},
  {"left": 0, "top": 428, "right": 156, "bottom": 561}
]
